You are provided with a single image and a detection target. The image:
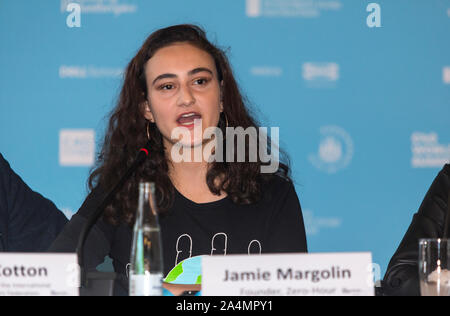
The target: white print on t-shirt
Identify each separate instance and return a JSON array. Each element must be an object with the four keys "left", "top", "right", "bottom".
[
  {"left": 248, "top": 239, "right": 262, "bottom": 255},
  {"left": 174, "top": 232, "right": 262, "bottom": 266},
  {"left": 175, "top": 234, "right": 193, "bottom": 267},
  {"left": 126, "top": 233, "right": 263, "bottom": 278},
  {"left": 210, "top": 232, "right": 227, "bottom": 256}
]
